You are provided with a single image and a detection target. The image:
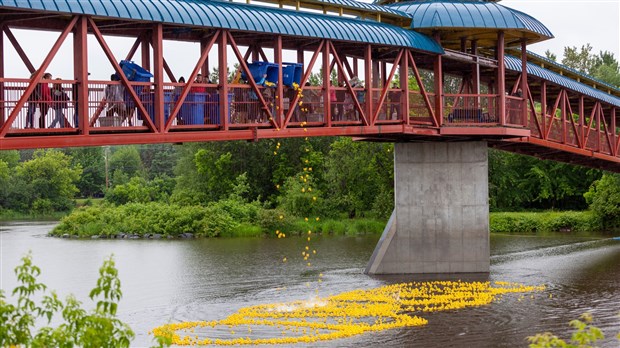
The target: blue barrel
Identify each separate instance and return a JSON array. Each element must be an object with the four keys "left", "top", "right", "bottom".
[
  {"left": 120, "top": 60, "right": 153, "bottom": 82},
  {"left": 241, "top": 61, "right": 277, "bottom": 83},
  {"left": 180, "top": 93, "right": 206, "bottom": 125},
  {"left": 282, "top": 63, "right": 303, "bottom": 87},
  {"left": 205, "top": 93, "right": 233, "bottom": 125},
  {"left": 142, "top": 92, "right": 172, "bottom": 124}
]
